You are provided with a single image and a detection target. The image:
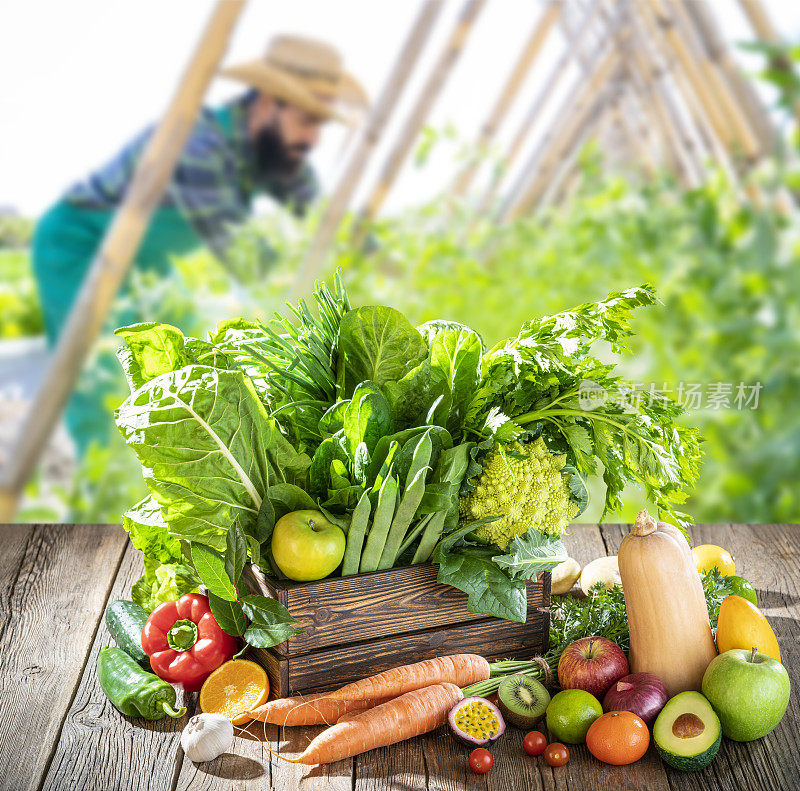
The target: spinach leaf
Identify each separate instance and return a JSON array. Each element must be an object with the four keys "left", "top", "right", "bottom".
[
  {"left": 209, "top": 593, "right": 247, "bottom": 637},
  {"left": 337, "top": 306, "right": 427, "bottom": 397},
  {"left": 343, "top": 382, "right": 392, "bottom": 457},
  {"left": 191, "top": 543, "right": 238, "bottom": 601},
  {"left": 267, "top": 483, "right": 317, "bottom": 521},
  {"left": 434, "top": 546, "right": 527, "bottom": 623},
  {"left": 425, "top": 323, "right": 483, "bottom": 437},
  {"left": 241, "top": 594, "right": 303, "bottom": 648},
  {"left": 225, "top": 523, "right": 248, "bottom": 586}
]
